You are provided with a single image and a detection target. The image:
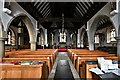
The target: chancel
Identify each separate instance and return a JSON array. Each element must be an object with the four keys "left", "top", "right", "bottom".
[
  {"left": 0, "top": 0, "right": 120, "bottom": 80},
  {"left": 59, "top": 13, "right": 67, "bottom": 48}
]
